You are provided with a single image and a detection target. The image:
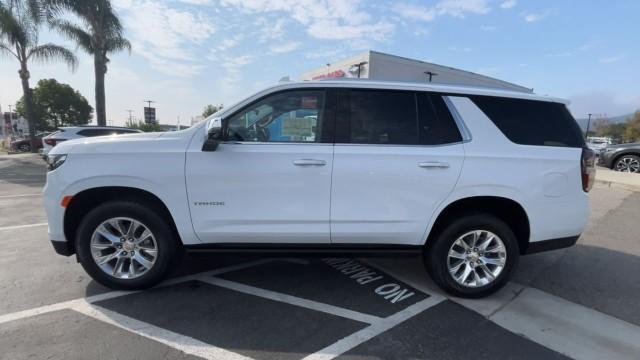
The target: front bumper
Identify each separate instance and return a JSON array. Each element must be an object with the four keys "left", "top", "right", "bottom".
[
  {"left": 51, "top": 240, "right": 74, "bottom": 256},
  {"left": 525, "top": 235, "right": 580, "bottom": 254}
]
